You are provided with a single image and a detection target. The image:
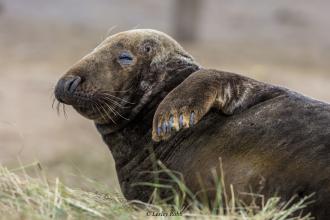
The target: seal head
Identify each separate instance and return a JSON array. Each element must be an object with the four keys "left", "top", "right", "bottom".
[{"left": 55, "top": 29, "right": 199, "bottom": 132}]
